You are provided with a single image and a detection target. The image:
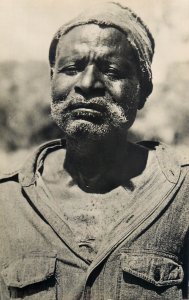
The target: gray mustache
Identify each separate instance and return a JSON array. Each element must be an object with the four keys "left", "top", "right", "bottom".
[
  {"left": 54, "top": 96, "right": 114, "bottom": 113},
  {"left": 64, "top": 101, "right": 107, "bottom": 113}
]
